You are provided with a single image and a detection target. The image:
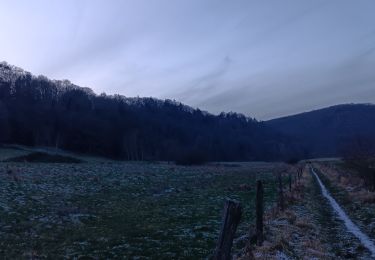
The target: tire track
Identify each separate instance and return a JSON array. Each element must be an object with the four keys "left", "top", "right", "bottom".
[{"left": 311, "top": 166, "right": 375, "bottom": 258}]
